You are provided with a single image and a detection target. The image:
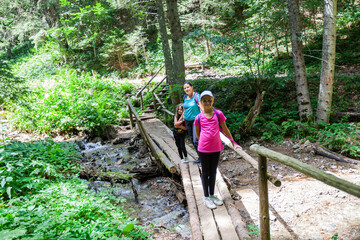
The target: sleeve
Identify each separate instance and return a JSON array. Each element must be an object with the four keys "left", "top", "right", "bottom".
[
  {"left": 194, "top": 114, "right": 200, "bottom": 126},
  {"left": 196, "top": 93, "right": 201, "bottom": 103},
  {"left": 218, "top": 110, "right": 227, "bottom": 123}
]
